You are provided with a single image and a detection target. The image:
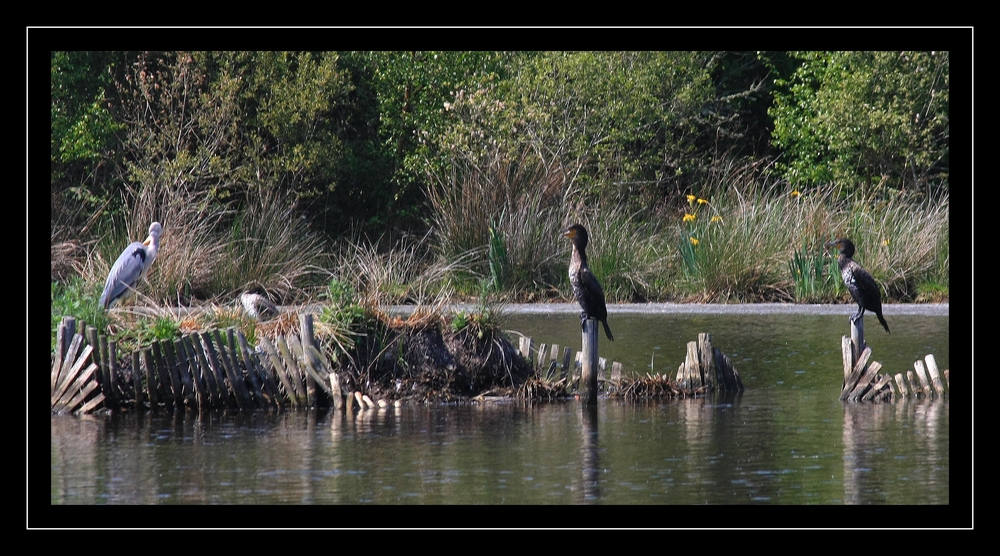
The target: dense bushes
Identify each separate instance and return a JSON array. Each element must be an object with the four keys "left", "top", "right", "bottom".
[
  {"left": 50, "top": 50, "right": 951, "bottom": 315},
  {"left": 769, "top": 51, "right": 950, "bottom": 196}
]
